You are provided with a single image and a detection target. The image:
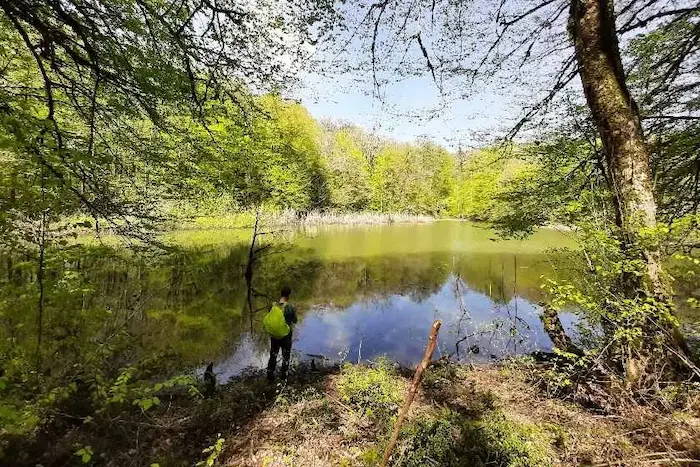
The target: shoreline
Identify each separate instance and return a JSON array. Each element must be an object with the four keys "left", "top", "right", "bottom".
[{"left": 175, "top": 211, "right": 437, "bottom": 231}]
